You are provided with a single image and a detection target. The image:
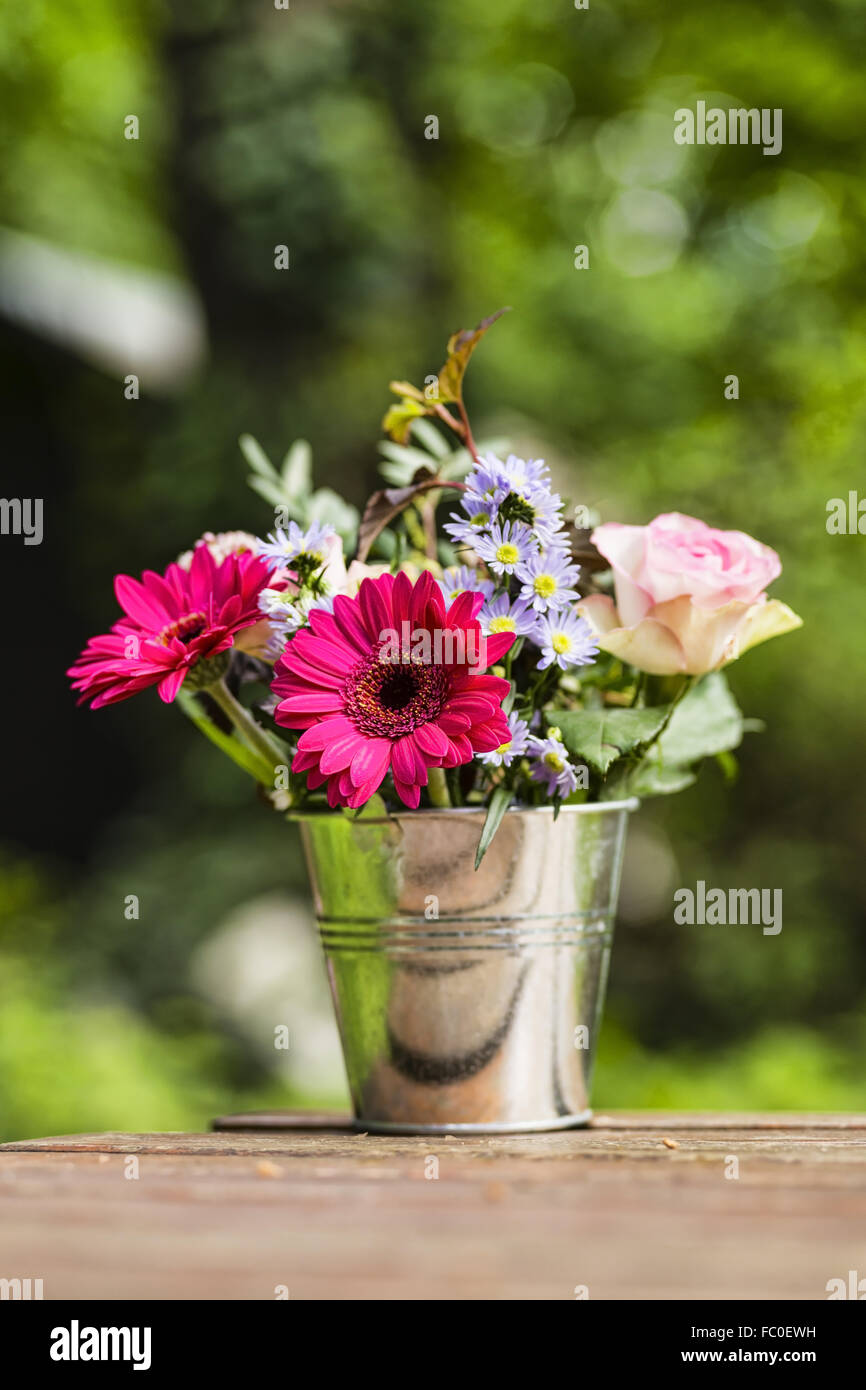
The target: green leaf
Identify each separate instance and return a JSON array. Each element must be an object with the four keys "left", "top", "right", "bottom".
[
  {"left": 239, "top": 433, "right": 277, "bottom": 479},
  {"left": 382, "top": 311, "right": 511, "bottom": 441},
  {"left": 247, "top": 476, "right": 286, "bottom": 508},
  {"left": 557, "top": 705, "right": 674, "bottom": 776},
  {"left": 475, "top": 786, "right": 513, "bottom": 870},
  {"left": 606, "top": 674, "right": 745, "bottom": 800},
  {"left": 656, "top": 672, "right": 743, "bottom": 766},
  {"left": 281, "top": 440, "right": 312, "bottom": 498},
  {"left": 602, "top": 761, "right": 697, "bottom": 800},
  {"left": 307, "top": 488, "right": 359, "bottom": 544},
  {"left": 436, "top": 307, "right": 511, "bottom": 405},
  {"left": 383, "top": 396, "right": 429, "bottom": 444},
  {"left": 410, "top": 417, "right": 450, "bottom": 458}
]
